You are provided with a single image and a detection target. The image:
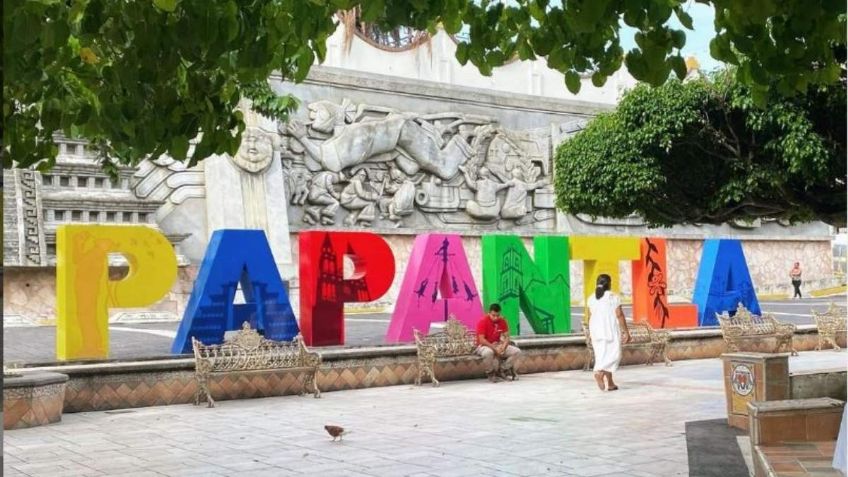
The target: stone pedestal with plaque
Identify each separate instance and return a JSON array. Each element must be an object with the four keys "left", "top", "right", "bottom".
[{"left": 722, "top": 352, "right": 790, "bottom": 430}]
